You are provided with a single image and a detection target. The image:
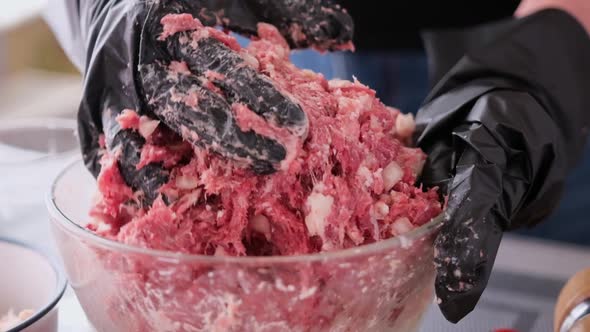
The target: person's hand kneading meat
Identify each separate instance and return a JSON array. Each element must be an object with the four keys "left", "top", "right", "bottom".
[{"left": 45, "top": 0, "right": 590, "bottom": 325}]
